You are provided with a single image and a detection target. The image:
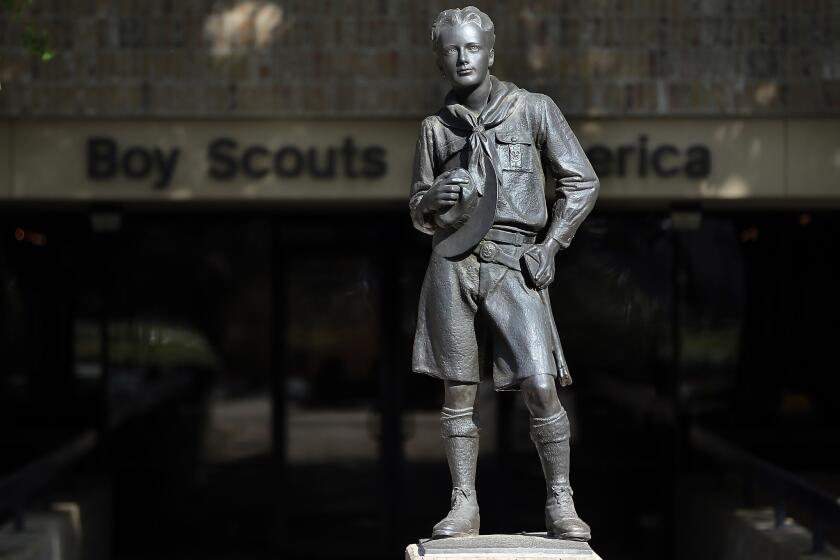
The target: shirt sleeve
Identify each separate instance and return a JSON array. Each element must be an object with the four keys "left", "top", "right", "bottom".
[
  {"left": 537, "top": 95, "right": 599, "bottom": 248},
  {"left": 409, "top": 117, "right": 437, "bottom": 236}
]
